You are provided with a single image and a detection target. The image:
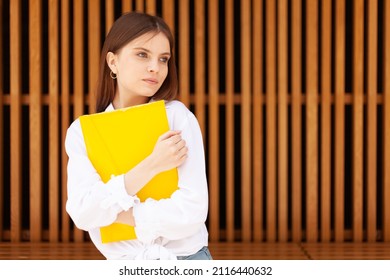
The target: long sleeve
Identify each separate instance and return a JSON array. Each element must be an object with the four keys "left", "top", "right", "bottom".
[
  {"left": 133, "top": 101, "right": 209, "bottom": 243},
  {"left": 65, "top": 119, "right": 139, "bottom": 231}
]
